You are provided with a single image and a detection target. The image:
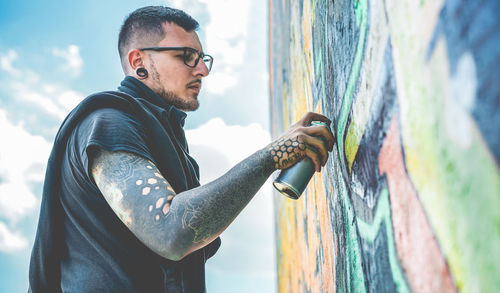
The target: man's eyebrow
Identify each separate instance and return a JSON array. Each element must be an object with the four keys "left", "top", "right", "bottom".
[{"left": 186, "top": 46, "right": 204, "bottom": 54}]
